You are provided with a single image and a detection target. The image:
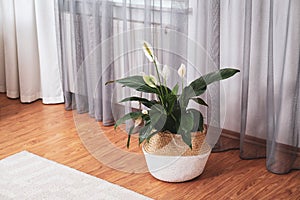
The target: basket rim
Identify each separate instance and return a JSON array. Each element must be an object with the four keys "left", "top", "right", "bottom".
[
  {"left": 143, "top": 129, "right": 211, "bottom": 156},
  {"left": 142, "top": 144, "right": 211, "bottom": 157}
]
